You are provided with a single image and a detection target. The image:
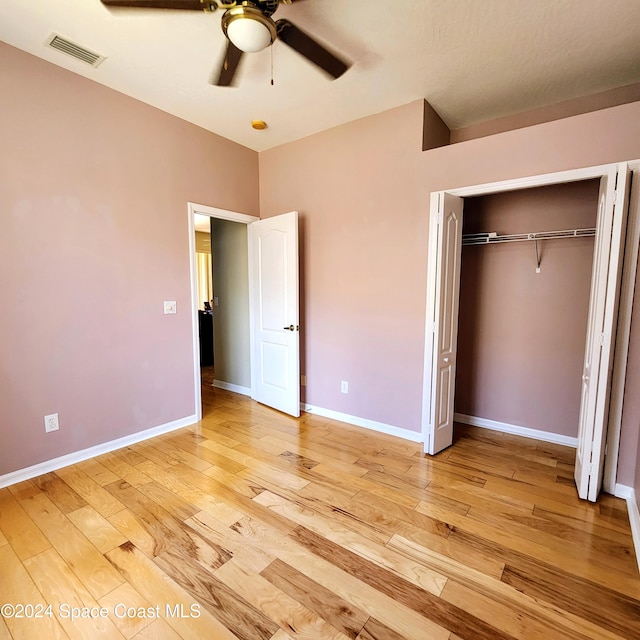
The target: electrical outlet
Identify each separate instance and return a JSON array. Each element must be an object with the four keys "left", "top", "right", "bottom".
[
  {"left": 164, "top": 301, "right": 176, "bottom": 314},
  {"left": 44, "top": 413, "right": 59, "bottom": 433},
  {"left": 341, "top": 380, "right": 349, "bottom": 394}
]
